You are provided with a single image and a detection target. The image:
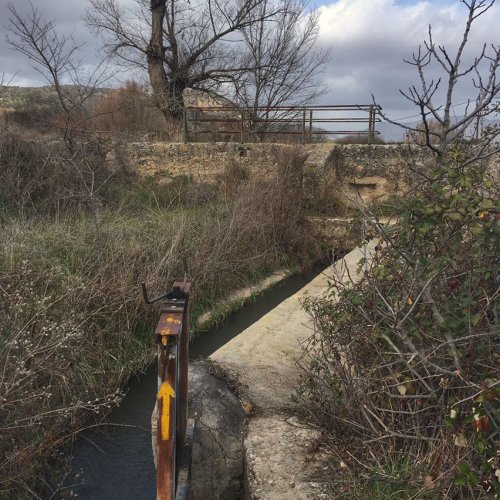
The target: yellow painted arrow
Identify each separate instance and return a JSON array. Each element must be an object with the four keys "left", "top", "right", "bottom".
[{"left": 157, "top": 381, "right": 176, "bottom": 441}]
